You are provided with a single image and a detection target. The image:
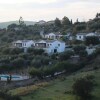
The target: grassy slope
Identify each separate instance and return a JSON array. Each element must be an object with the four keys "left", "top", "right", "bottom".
[
  {"left": 9, "top": 82, "right": 49, "bottom": 96},
  {"left": 21, "top": 69, "right": 100, "bottom": 100}
]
